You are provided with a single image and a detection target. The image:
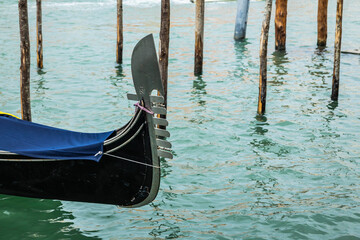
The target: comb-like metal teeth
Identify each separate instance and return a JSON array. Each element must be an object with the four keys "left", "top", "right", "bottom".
[
  {"left": 127, "top": 94, "right": 164, "bottom": 104},
  {"left": 128, "top": 92, "right": 172, "bottom": 159},
  {"left": 157, "top": 149, "right": 173, "bottom": 159},
  {"left": 156, "top": 139, "right": 172, "bottom": 149},
  {"left": 150, "top": 95, "right": 164, "bottom": 104},
  {"left": 153, "top": 118, "right": 168, "bottom": 127},
  {"left": 152, "top": 106, "right": 167, "bottom": 115},
  {"left": 127, "top": 93, "right": 138, "bottom": 101},
  {"left": 155, "top": 128, "right": 170, "bottom": 138}
]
